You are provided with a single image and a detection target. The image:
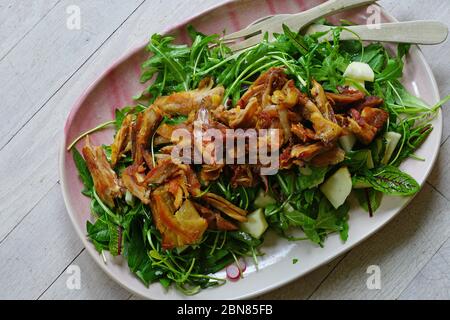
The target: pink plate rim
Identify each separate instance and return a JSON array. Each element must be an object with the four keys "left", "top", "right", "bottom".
[{"left": 59, "top": 0, "right": 442, "bottom": 300}]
